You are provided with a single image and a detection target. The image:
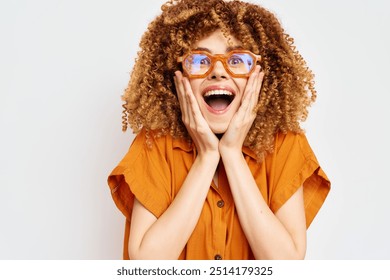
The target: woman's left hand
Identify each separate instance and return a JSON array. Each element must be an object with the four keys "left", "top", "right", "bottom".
[{"left": 219, "top": 66, "right": 264, "bottom": 155}]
